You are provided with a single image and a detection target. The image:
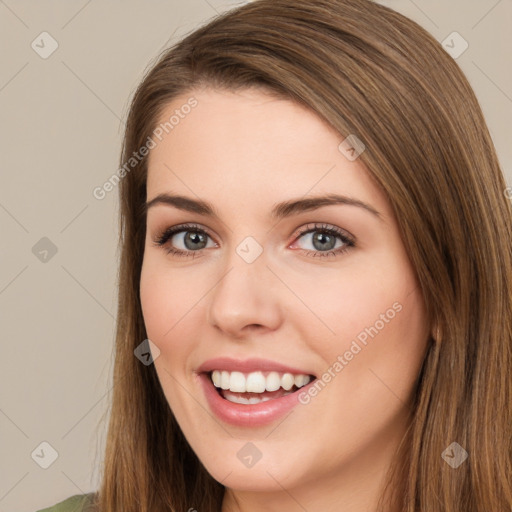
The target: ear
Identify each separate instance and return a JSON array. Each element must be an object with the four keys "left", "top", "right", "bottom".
[{"left": 431, "top": 323, "right": 441, "bottom": 343}]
